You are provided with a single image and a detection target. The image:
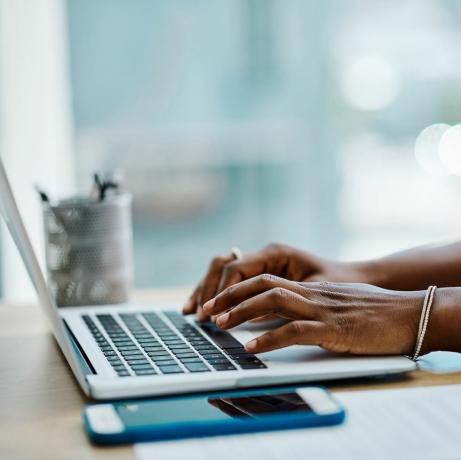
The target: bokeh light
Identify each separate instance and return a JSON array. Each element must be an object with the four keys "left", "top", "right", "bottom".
[
  {"left": 341, "top": 56, "right": 400, "bottom": 111},
  {"left": 414, "top": 123, "right": 451, "bottom": 176},
  {"left": 438, "top": 124, "right": 461, "bottom": 176}
]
